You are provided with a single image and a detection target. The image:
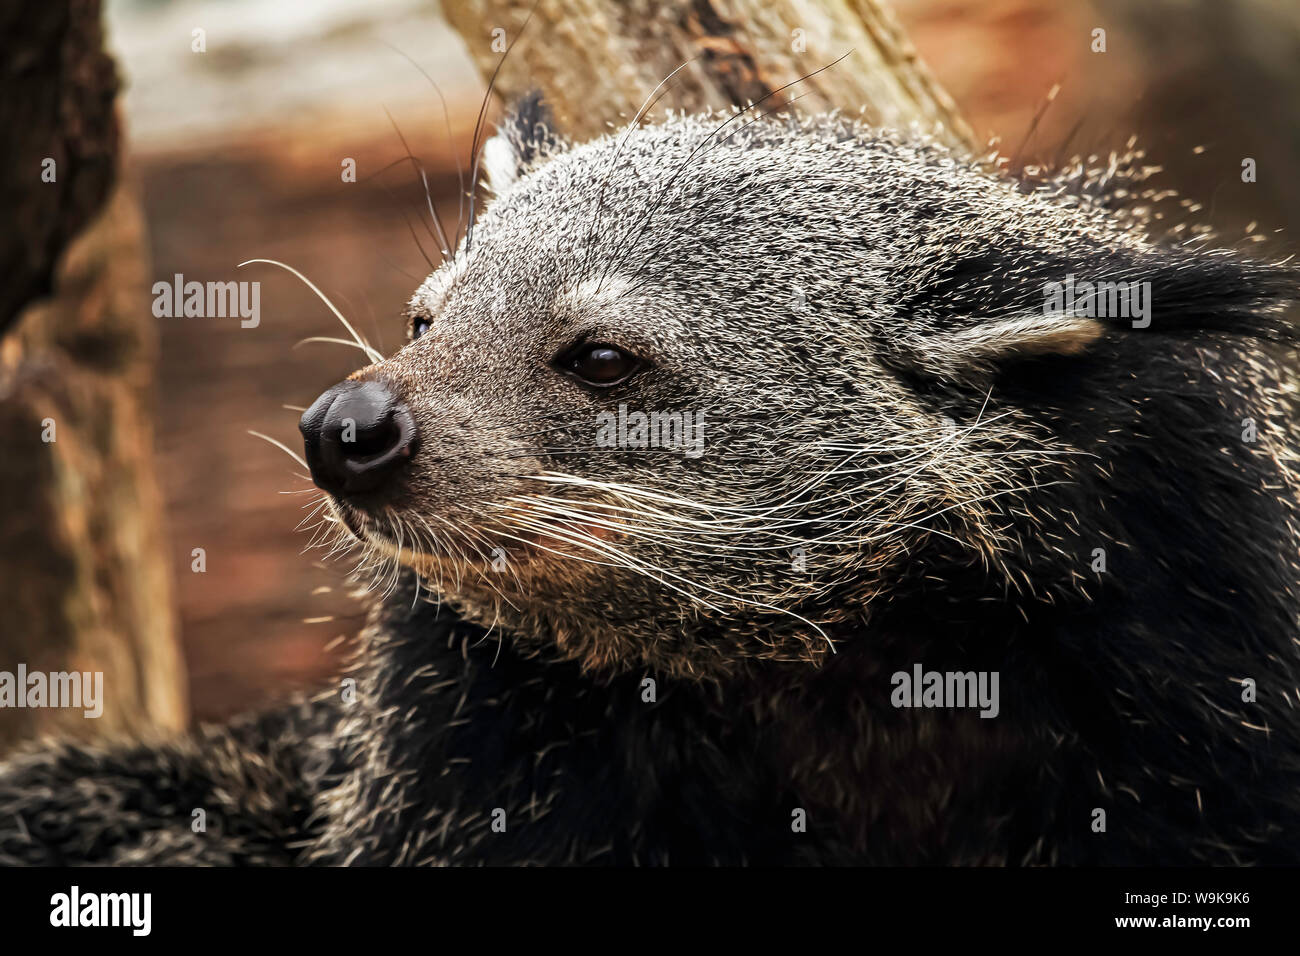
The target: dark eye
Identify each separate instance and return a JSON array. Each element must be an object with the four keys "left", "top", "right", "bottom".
[
  {"left": 411, "top": 316, "right": 432, "bottom": 341},
  {"left": 558, "top": 343, "right": 641, "bottom": 387}
]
